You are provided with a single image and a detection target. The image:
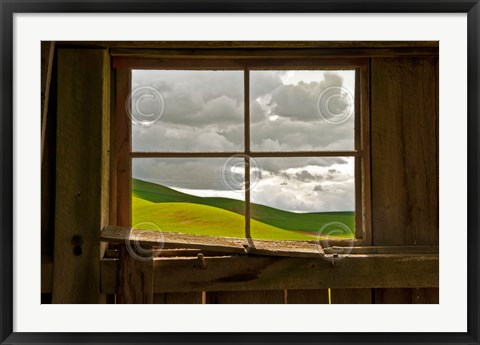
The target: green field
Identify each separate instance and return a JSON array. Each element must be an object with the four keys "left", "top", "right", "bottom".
[{"left": 132, "top": 178, "right": 354, "bottom": 240}]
